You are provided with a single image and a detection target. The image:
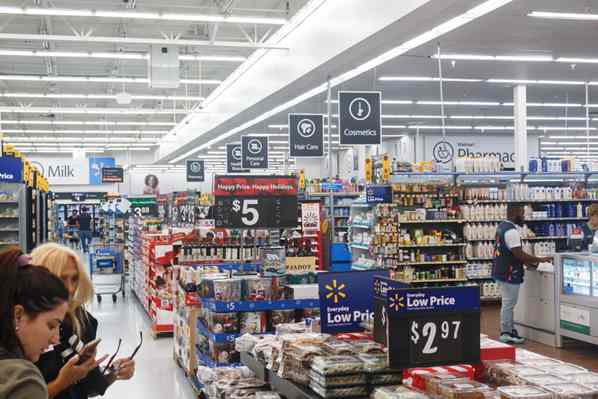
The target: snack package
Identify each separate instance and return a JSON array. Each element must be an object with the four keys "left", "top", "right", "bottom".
[
  {"left": 309, "top": 370, "right": 367, "bottom": 387},
  {"left": 350, "top": 340, "right": 385, "bottom": 354},
  {"left": 271, "top": 310, "right": 296, "bottom": 327},
  {"left": 287, "top": 272, "right": 317, "bottom": 285},
  {"left": 407, "top": 366, "right": 475, "bottom": 392},
  {"left": 535, "top": 363, "right": 587, "bottom": 377},
  {"left": 503, "top": 366, "right": 545, "bottom": 385},
  {"left": 419, "top": 373, "right": 461, "bottom": 397},
  {"left": 239, "top": 312, "right": 267, "bottom": 334},
  {"left": 309, "top": 382, "right": 370, "bottom": 399},
  {"left": 209, "top": 312, "right": 240, "bottom": 334},
  {"left": 255, "top": 392, "right": 282, "bottom": 399},
  {"left": 208, "top": 341, "right": 238, "bottom": 365},
  {"left": 276, "top": 322, "right": 308, "bottom": 335},
  {"left": 542, "top": 383, "right": 598, "bottom": 399},
  {"left": 357, "top": 353, "right": 388, "bottom": 372},
  {"left": 270, "top": 275, "right": 288, "bottom": 300},
  {"left": 243, "top": 276, "right": 273, "bottom": 301},
  {"left": 260, "top": 247, "right": 286, "bottom": 276},
  {"left": 521, "top": 374, "right": 568, "bottom": 386},
  {"left": 482, "top": 360, "right": 520, "bottom": 385},
  {"left": 311, "top": 355, "right": 364, "bottom": 376},
  {"left": 437, "top": 379, "right": 491, "bottom": 399},
  {"left": 496, "top": 385, "right": 552, "bottom": 399},
  {"left": 372, "top": 386, "right": 431, "bottom": 399},
  {"left": 369, "top": 372, "right": 404, "bottom": 386},
  {"left": 568, "top": 372, "right": 598, "bottom": 385},
  {"left": 206, "top": 278, "right": 242, "bottom": 301},
  {"left": 322, "top": 340, "right": 355, "bottom": 356}
]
